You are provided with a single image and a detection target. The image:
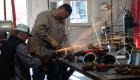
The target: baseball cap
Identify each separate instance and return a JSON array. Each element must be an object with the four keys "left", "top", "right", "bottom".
[{"left": 15, "top": 24, "right": 32, "bottom": 37}]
